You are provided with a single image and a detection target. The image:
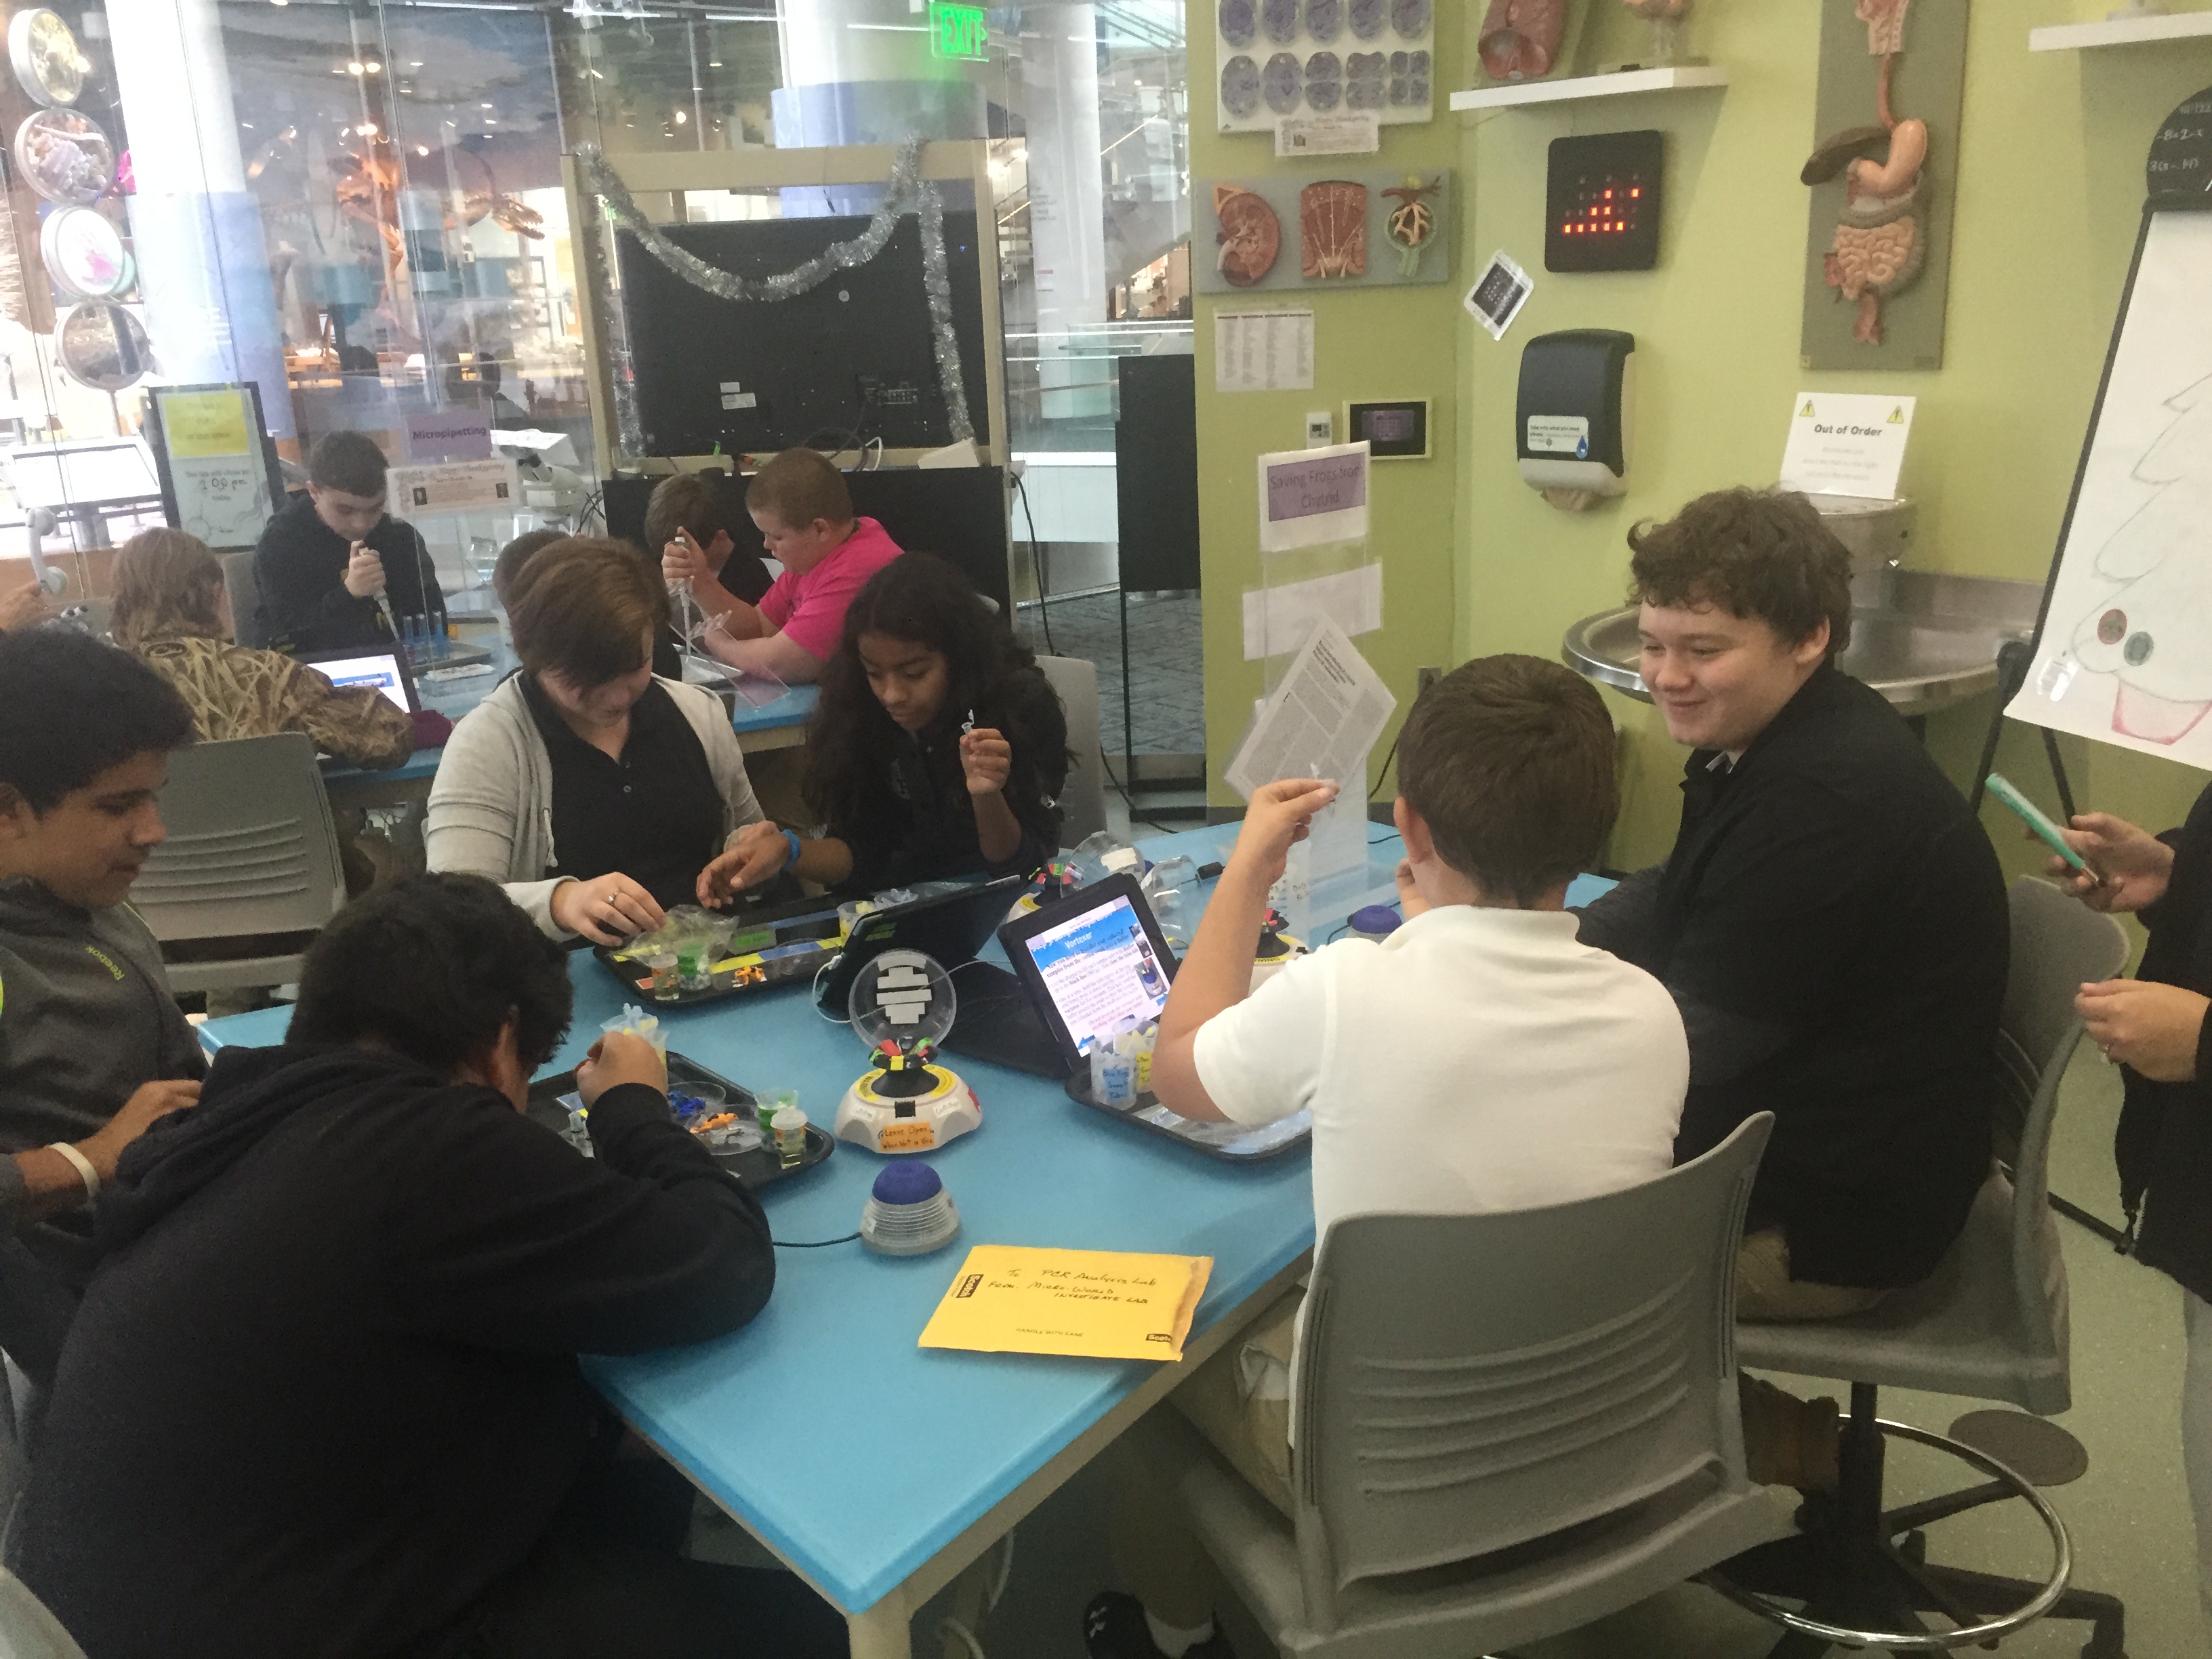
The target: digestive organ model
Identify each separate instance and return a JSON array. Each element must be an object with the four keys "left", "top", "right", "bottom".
[{"left": 1801, "top": 0, "right": 1929, "bottom": 347}]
